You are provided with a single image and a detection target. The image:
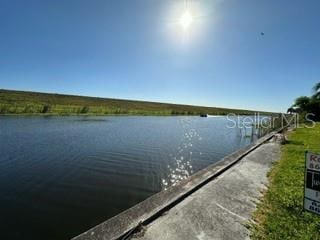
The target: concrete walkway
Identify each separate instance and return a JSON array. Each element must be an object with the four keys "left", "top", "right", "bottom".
[{"left": 131, "top": 142, "right": 280, "bottom": 240}]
